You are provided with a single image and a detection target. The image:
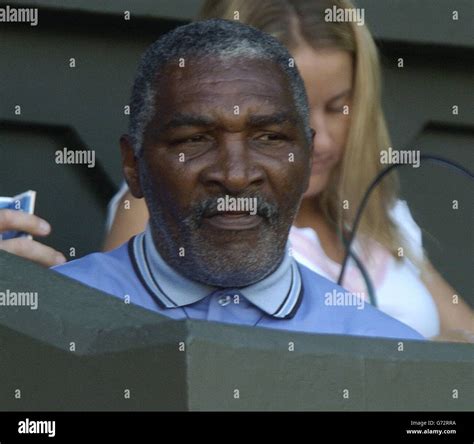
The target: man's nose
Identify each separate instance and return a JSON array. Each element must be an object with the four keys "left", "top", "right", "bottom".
[{"left": 200, "top": 138, "right": 265, "bottom": 193}]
